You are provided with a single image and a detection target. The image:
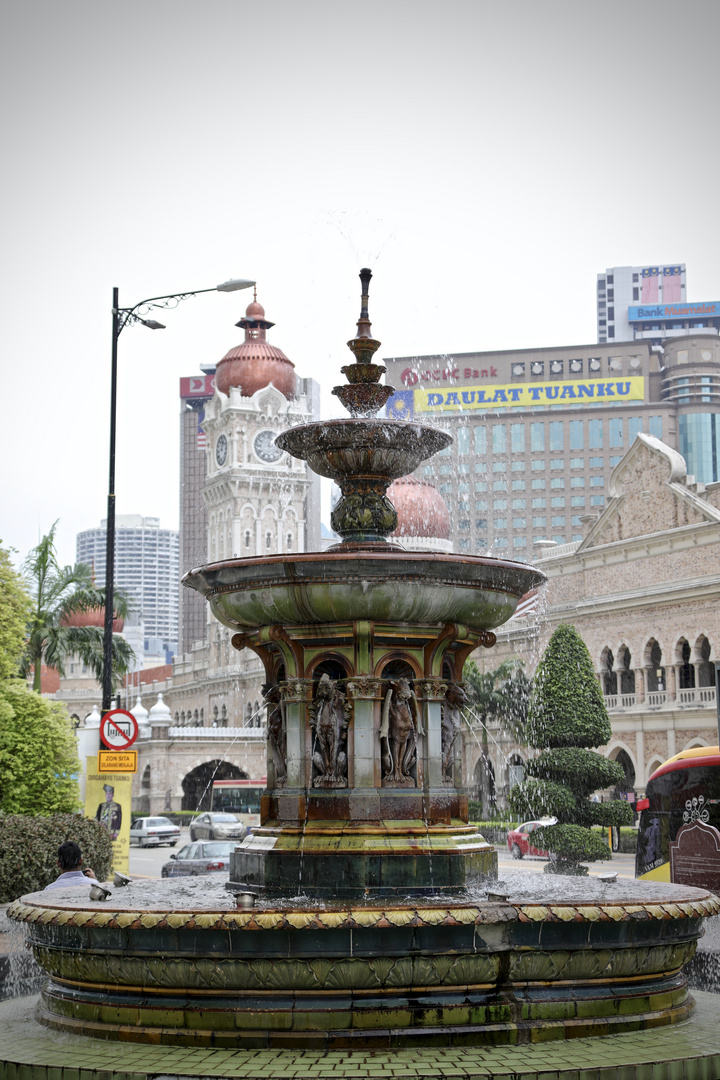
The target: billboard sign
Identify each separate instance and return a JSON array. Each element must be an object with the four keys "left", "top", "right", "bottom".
[
  {"left": 179, "top": 374, "right": 216, "bottom": 399},
  {"left": 386, "top": 376, "right": 645, "bottom": 418},
  {"left": 628, "top": 302, "right": 720, "bottom": 323}
]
